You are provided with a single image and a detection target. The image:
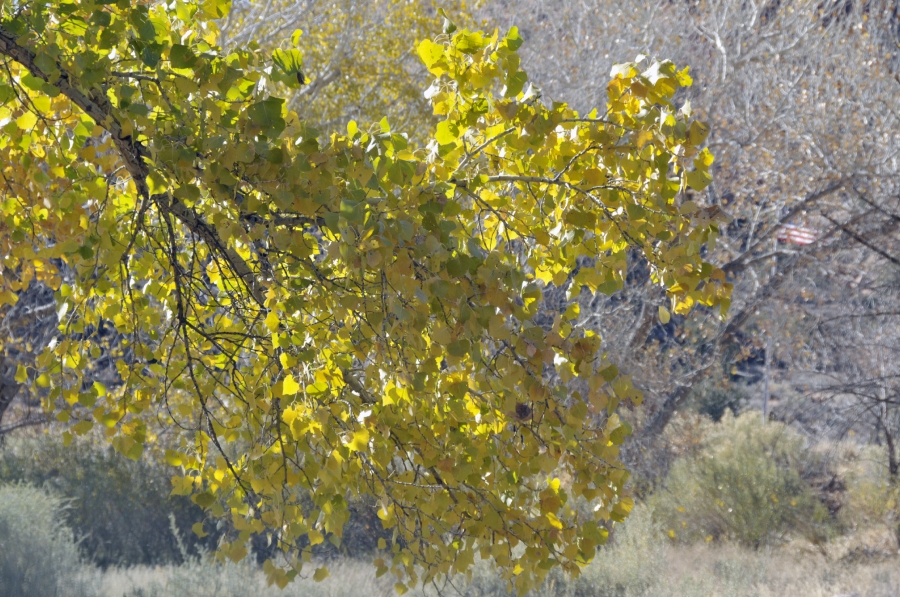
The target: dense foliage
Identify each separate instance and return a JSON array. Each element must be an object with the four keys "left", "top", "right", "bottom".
[
  {"left": 0, "top": 434, "right": 214, "bottom": 567},
  {"left": 0, "top": 0, "right": 728, "bottom": 590},
  {"left": 654, "top": 413, "right": 831, "bottom": 547},
  {"left": 0, "top": 483, "right": 96, "bottom": 597}
]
